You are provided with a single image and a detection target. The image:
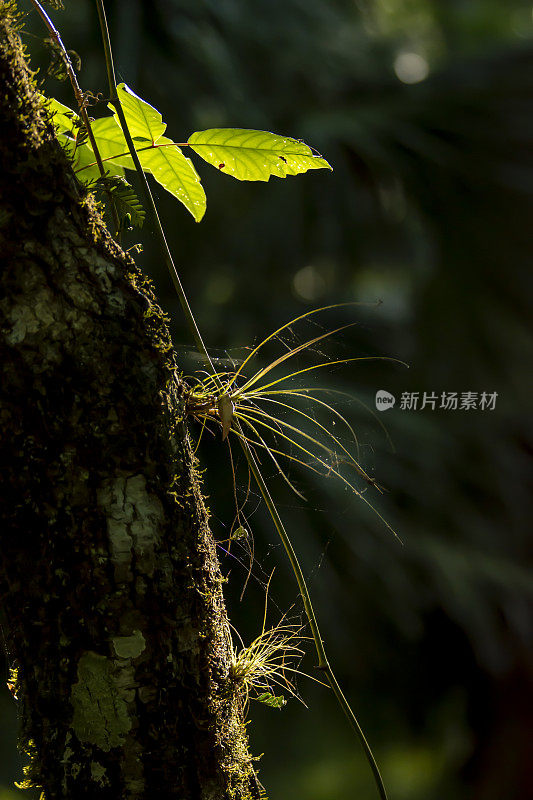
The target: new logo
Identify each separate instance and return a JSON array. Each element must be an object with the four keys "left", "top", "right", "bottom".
[{"left": 375, "top": 390, "right": 395, "bottom": 411}]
